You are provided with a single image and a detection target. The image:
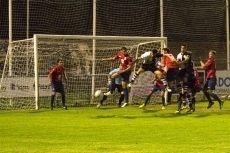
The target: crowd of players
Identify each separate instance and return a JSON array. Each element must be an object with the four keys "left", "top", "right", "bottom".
[
  {"left": 96, "top": 45, "right": 224, "bottom": 114},
  {"left": 47, "top": 44, "right": 224, "bottom": 113}
]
